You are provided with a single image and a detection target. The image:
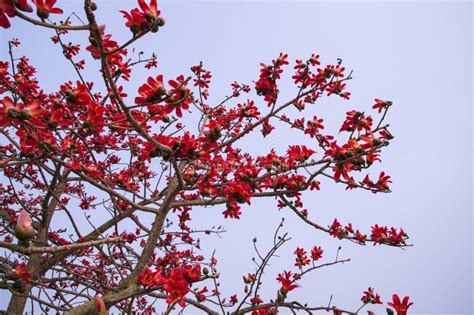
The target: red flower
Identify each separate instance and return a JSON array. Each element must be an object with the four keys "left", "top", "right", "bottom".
[
  {"left": 167, "top": 75, "right": 191, "bottom": 118},
  {"left": 287, "top": 145, "right": 315, "bottom": 163},
  {"left": 261, "top": 118, "right": 275, "bottom": 137},
  {"left": 86, "top": 30, "right": 121, "bottom": 60},
  {"left": 363, "top": 172, "right": 392, "bottom": 191},
  {"left": 237, "top": 100, "right": 260, "bottom": 121},
  {"left": 223, "top": 201, "right": 242, "bottom": 220},
  {"left": 294, "top": 247, "right": 310, "bottom": 268},
  {"left": 304, "top": 115, "right": 324, "bottom": 138},
  {"left": 17, "top": 0, "right": 33, "bottom": 12},
  {"left": 372, "top": 98, "right": 392, "bottom": 113},
  {"left": 326, "top": 81, "right": 350, "bottom": 99},
  {"left": 309, "top": 53, "right": 320, "bottom": 66},
  {"left": 243, "top": 273, "right": 256, "bottom": 284},
  {"left": 252, "top": 307, "right": 277, "bottom": 315},
  {"left": 276, "top": 271, "right": 298, "bottom": 295},
  {"left": 223, "top": 181, "right": 253, "bottom": 204},
  {"left": 0, "top": 96, "right": 48, "bottom": 127},
  {"left": 138, "top": 267, "right": 156, "bottom": 288},
  {"left": 202, "top": 119, "right": 222, "bottom": 142},
  {"left": 163, "top": 268, "right": 190, "bottom": 307},
  {"left": 310, "top": 246, "right": 323, "bottom": 261},
  {"left": 32, "top": 0, "right": 63, "bottom": 19},
  {"left": 135, "top": 75, "right": 167, "bottom": 104},
  {"left": 0, "top": 96, "right": 15, "bottom": 127},
  {"left": 0, "top": 1, "right": 30, "bottom": 28},
  {"left": 370, "top": 224, "right": 388, "bottom": 244},
  {"left": 329, "top": 218, "right": 345, "bottom": 238},
  {"left": 84, "top": 102, "right": 106, "bottom": 127},
  {"left": 121, "top": 0, "right": 161, "bottom": 34},
  {"left": 0, "top": 0, "right": 15, "bottom": 28},
  {"left": 120, "top": 8, "right": 146, "bottom": 34},
  {"left": 183, "top": 264, "right": 201, "bottom": 282},
  {"left": 361, "top": 287, "right": 382, "bottom": 304},
  {"left": 250, "top": 296, "right": 263, "bottom": 305},
  {"left": 255, "top": 53, "right": 288, "bottom": 105},
  {"left": 359, "top": 133, "right": 381, "bottom": 150},
  {"left": 354, "top": 230, "right": 367, "bottom": 243},
  {"left": 49, "top": 107, "right": 72, "bottom": 127},
  {"left": 322, "top": 64, "right": 345, "bottom": 78},
  {"left": 15, "top": 263, "right": 32, "bottom": 282},
  {"left": 387, "top": 294, "right": 413, "bottom": 315},
  {"left": 138, "top": 0, "right": 160, "bottom": 20},
  {"left": 255, "top": 76, "right": 276, "bottom": 97},
  {"left": 340, "top": 110, "right": 373, "bottom": 133},
  {"left": 376, "top": 171, "right": 392, "bottom": 191}
]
